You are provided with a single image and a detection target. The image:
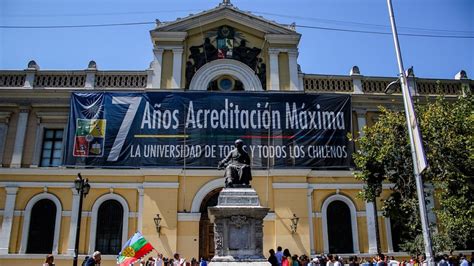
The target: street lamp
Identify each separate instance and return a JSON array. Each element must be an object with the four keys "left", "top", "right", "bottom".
[
  {"left": 290, "top": 214, "right": 299, "bottom": 234},
  {"left": 73, "top": 173, "right": 90, "bottom": 266},
  {"left": 154, "top": 214, "right": 162, "bottom": 236},
  {"left": 386, "top": 0, "right": 434, "bottom": 265}
]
